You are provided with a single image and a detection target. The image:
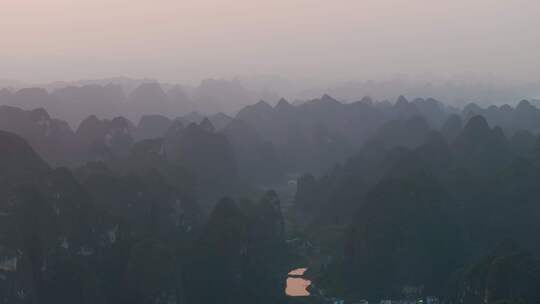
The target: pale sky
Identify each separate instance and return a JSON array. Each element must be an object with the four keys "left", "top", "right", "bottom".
[{"left": 1, "top": 0, "right": 539, "bottom": 84}]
